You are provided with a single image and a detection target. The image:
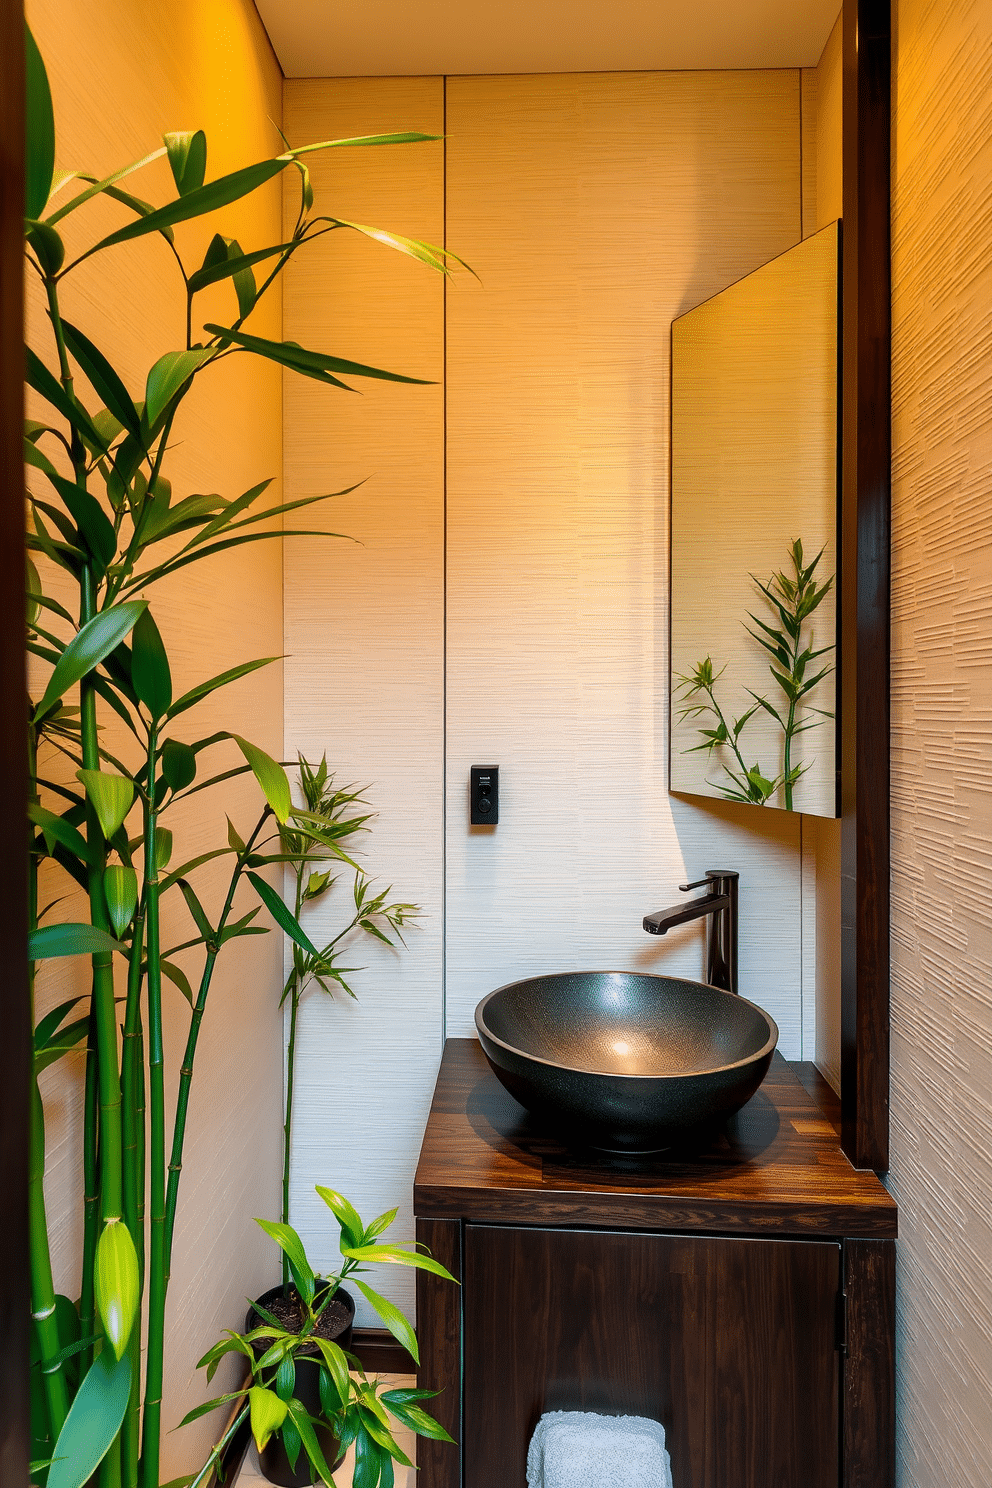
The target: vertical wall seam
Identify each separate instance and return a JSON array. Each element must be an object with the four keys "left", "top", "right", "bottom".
[
  {"left": 799, "top": 68, "right": 805, "bottom": 240},
  {"left": 441, "top": 73, "right": 448, "bottom": 1048}
]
